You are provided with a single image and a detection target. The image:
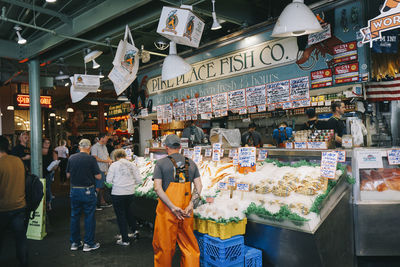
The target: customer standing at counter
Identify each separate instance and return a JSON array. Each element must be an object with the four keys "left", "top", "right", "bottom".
[
  {"left": 326, "top": 101, "right": 346, "bottom": 147},
  {"left": 241, "top": 122, "right": 263, "bottom": 147},
  {"left": 152, "top": 134, "right": 202, "bottom": 267}
]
